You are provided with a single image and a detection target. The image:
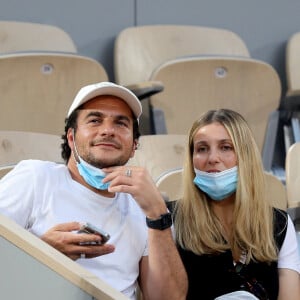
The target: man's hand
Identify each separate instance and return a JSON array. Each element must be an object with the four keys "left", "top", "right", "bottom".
[
  {"left": 41, "top": 222, "right": 115, "bottom": 260},
  {"left": 102, "top": 166, "right": 168, "bottom": 219}
]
